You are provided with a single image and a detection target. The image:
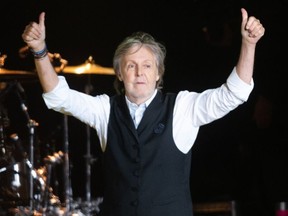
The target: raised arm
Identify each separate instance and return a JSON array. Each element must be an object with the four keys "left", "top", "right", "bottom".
[
  {"left": 22, "top": 12, "right": 59, "bottom": 93},
  {"left": 236, "top": 8, "right": 265, "bottom": 84}
]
